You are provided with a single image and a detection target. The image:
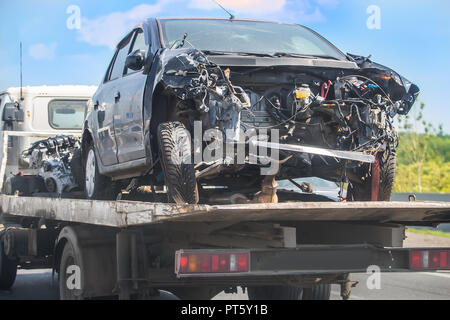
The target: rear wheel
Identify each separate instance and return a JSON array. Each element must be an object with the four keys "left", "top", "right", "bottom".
[
  {"left": 302, "top": 284, "right": 331, "bottom": 300},
  {"left": 83, "top": 145, "right": 113, "bottom": 200},
  {"left": 0, "top": 238, "right": 18, "bottom": 290},
  {"left": 247, "top": 286, "right": 303, "bottom": 300},
  {"left": 349, "top": 149, "right": 396, "bottom": 201},
  {"left": 59, "top": 242, "right": 83, "bottom": 300},
  {"left": 157, "top": 122, "right": 198, "bottom": 204}
]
